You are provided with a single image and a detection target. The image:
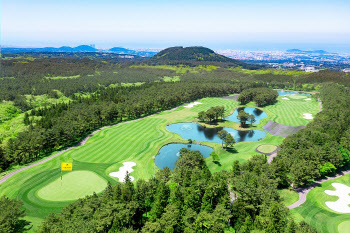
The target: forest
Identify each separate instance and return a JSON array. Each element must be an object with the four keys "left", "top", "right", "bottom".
[{"left": 1, "top": 51, "right": 350, "bottom": 232}]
